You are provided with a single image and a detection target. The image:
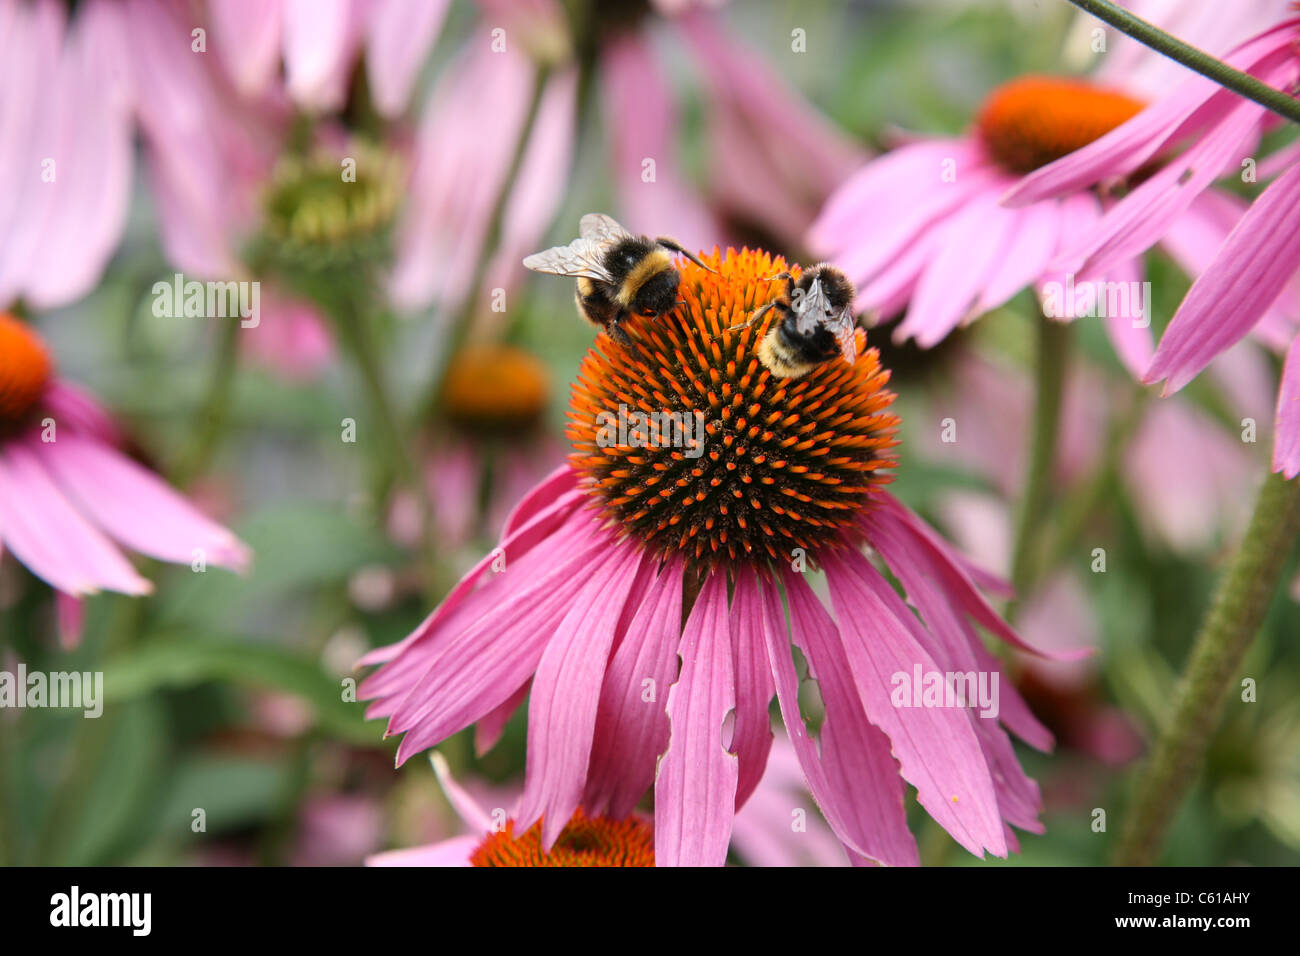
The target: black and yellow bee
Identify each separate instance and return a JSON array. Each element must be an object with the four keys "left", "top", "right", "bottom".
[
  {"left": 733, "top": 265, "right": 859, "bottom": 379},
  {"left": 523, "top": 213, "right": 713, "bottom": 344}
]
